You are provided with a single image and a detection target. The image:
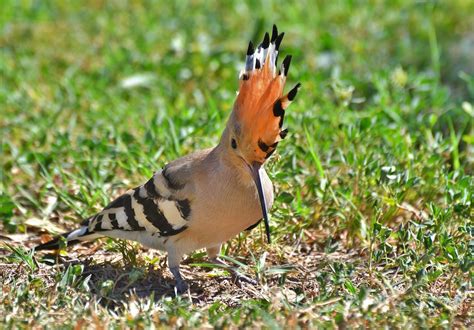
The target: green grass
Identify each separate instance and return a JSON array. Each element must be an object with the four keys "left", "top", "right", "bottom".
[{"left": 1, "top": 0, "right": 473, "bottom": 328}]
